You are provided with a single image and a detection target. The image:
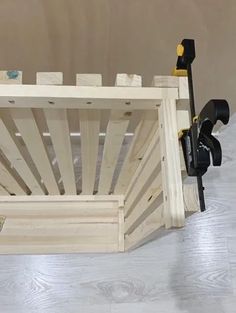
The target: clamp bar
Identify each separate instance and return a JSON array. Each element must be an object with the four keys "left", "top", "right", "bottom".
[
  {"left": 173, "top": 39, "right": 230, "bottom": 213},
  {"left": 175, "top": 39, "right": 206, "bottom": 212}
]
